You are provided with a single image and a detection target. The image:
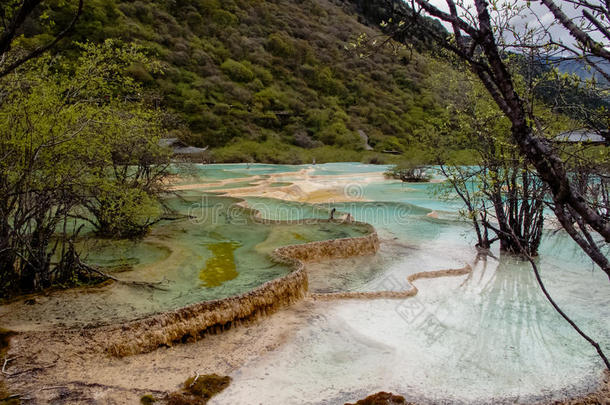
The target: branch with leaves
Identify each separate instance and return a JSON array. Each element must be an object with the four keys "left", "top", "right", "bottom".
[{"left": 0, "top": 0, "right": 84, "bottom": 78}]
